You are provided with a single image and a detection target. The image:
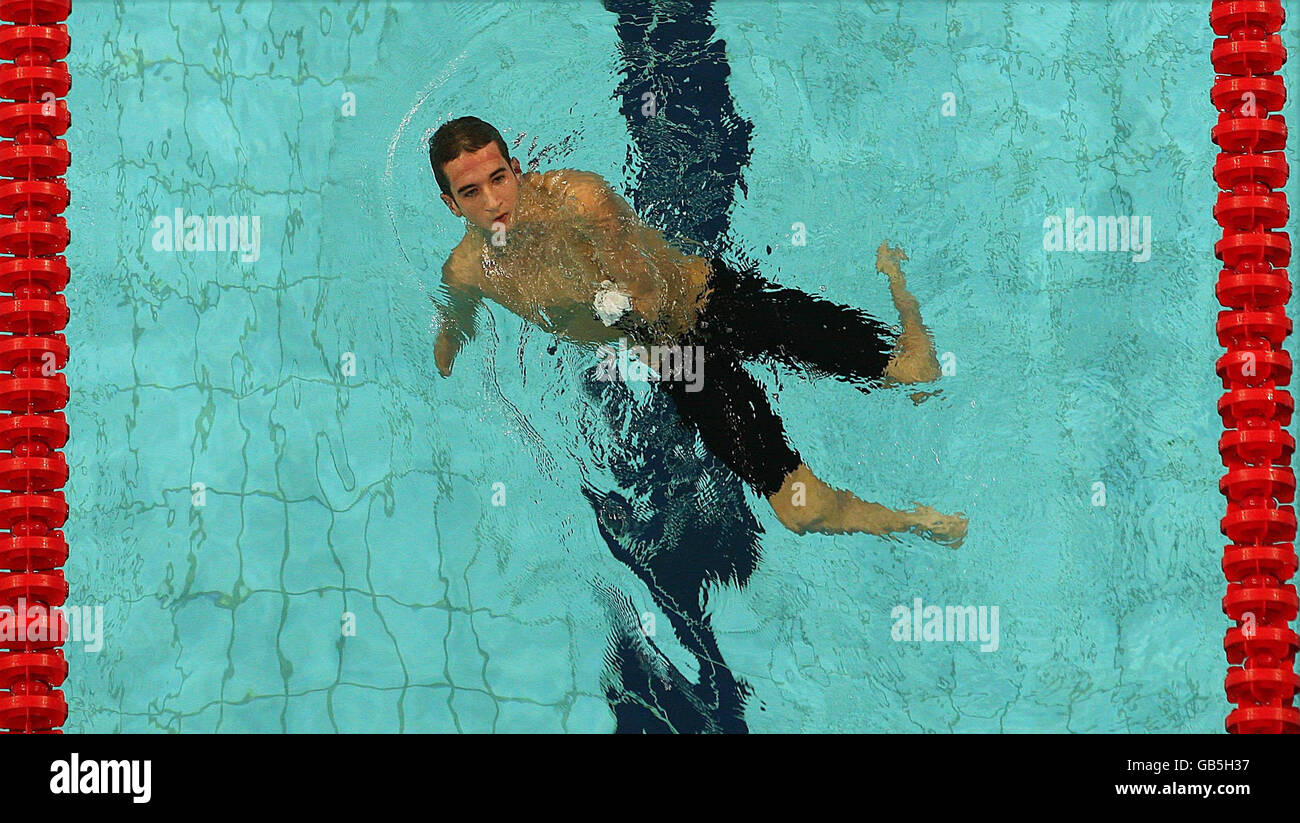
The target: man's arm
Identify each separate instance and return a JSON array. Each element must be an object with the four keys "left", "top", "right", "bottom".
[{"left": 433, "top": 255, "right": 483, "bottom": 377}]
